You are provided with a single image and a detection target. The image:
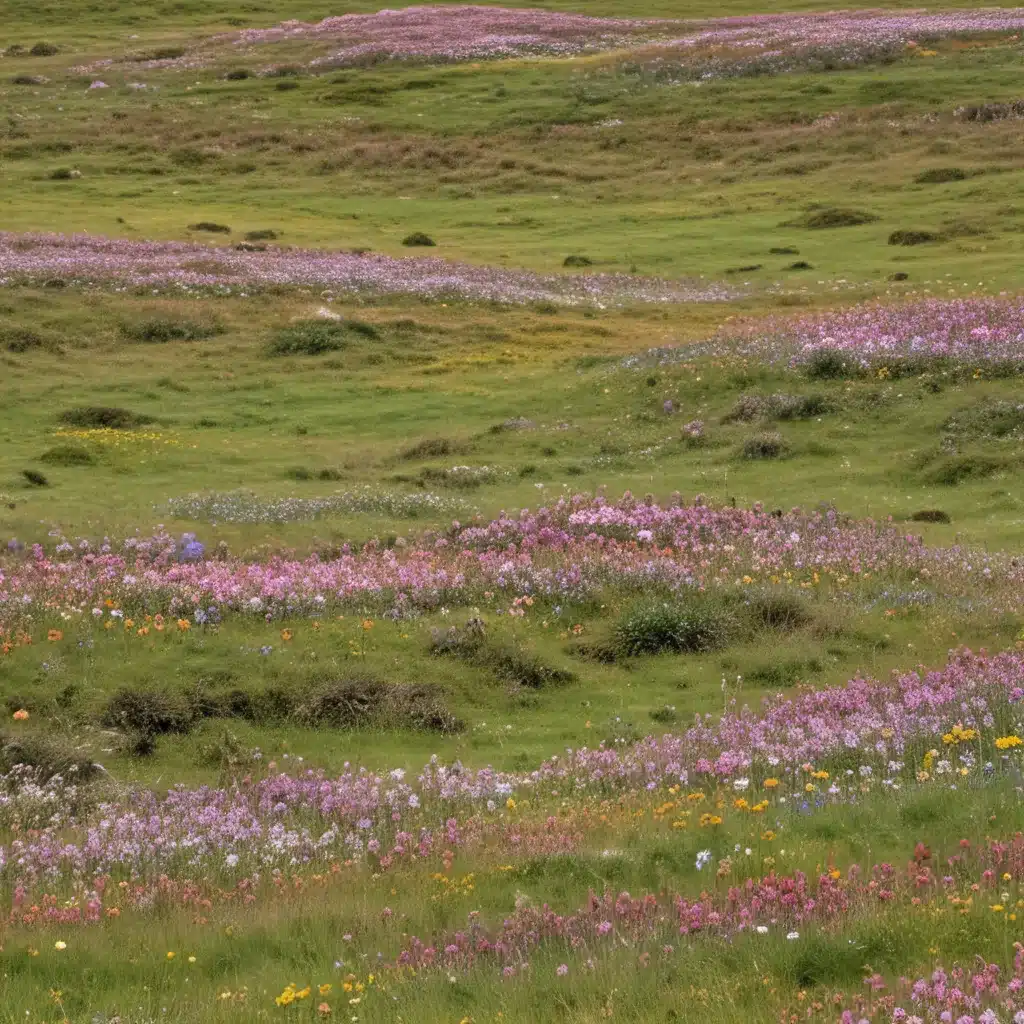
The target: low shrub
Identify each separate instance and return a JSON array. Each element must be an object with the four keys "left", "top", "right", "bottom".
[
  {"left": 787, "top": 260, "right": 813, "bottom": 270},
  {"left": 649, "top": 704, "right": 679, "bottom": 724},
  {"left": 431, "top": 620, "right": 573, "bottom": 688},
  {"left": 245, "top": 228, "right": 278, "bottom": 240},
  {"left": 39, "top": 444, "right": 95, "bottom": 466},
  {"left": 0, "top": 733, "right": 100, "bottom": 780},
  {"left": 267, "top": 318, "right": 379, "bottom": 356},
  {"left": 402, "top": 232, "right": 436, "bottom": 247},
  {"left": 745, "top": 591, "right": 812, "bottom": 631},
  {"left": 914, "top": 167, "right": 967, "bottom": 184},
  {"left": 910, "top": 509, "right": 951, "bottom": 523},
  {"left": 21, "top": 469, "right": 49, "bottom": 487},
  {"left": 889, "top": 230, "right": 939, "bottom": 246},
  {"left": 741, "top": 431, "right": 789, "bottom": 460},
  {"left": 224, "top": 68, "right": 251, "bottom": 80},
  {"left": 804, "top": 350, "right": 856, "bottom": 380},
  {"left": 769, "top": 246, "right": 799, "bottom": 255},
  {"left": 187, "top": 221, "right": 231, "bottom": 233},
  {"left": 563, "top": 255, "right": 592, "bottom": 267},
  {"left": 724, "top": 392, "right": 831, "bottom": 423},
  {"left": 790, "top": 207, "right": 877, "bottom": 229},
  {"left": 29, "top": 42, "right": 59, "bottom": 56},
  {"left": 119, "top": 317, "right": 222, "bottom": 343},
  {"left": 922, "top": 454, "right": 1010, "bottom": 486},
  {"left": 101, "top": 688, "right": 194, "bottom": 737},
  {"left": 48, "top": 167, "right": 77, "bottom": 180},
  {"left": 614, "top": 600, "right": 733, "bottom": 657},
  {"left": 401, "top": 437, "right": 460, "bottom": 460},
  {"left": 60, "top": 406, "right": 154, "bottom": 429},
  {"left": 0, "top": 325, "right": 47, "bottom": 352},
  {"left": 295, "top": 678, "right": 463, "bottom": 734}
]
